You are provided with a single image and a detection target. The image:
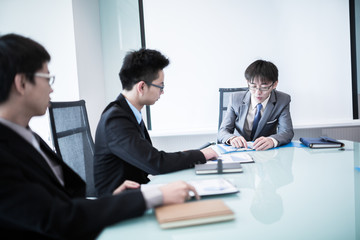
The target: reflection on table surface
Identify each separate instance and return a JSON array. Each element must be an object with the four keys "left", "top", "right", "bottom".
[{"left": 98, "top": 141, "right": 360, "bottom": 240}]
